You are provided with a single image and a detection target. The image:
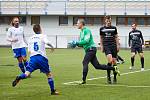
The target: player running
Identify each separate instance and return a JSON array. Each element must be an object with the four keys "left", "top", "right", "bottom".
[
  {"left": 69, "top": 19, "right": 120, "bottom": 84},
  {"left": 128, "top": 23, "right": 144, "bottom": 71},
  {"left": 100, "top": 15, "right": 120, "bottom": 84},
  {"left": 6, "top": 17, "right": 28, "bottom": 73},
  {"left": 12, "top": 24, "right": 59, "bottom": 95}
]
